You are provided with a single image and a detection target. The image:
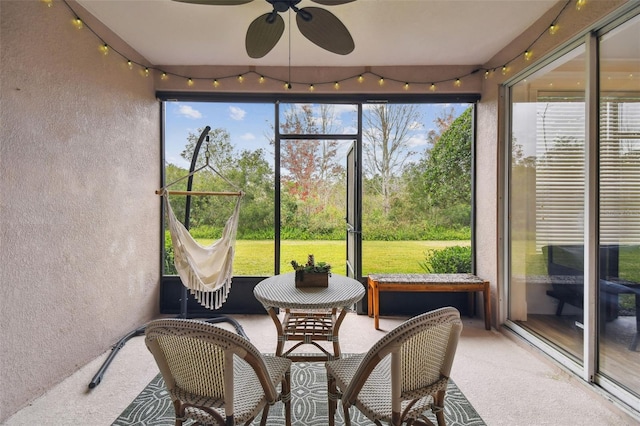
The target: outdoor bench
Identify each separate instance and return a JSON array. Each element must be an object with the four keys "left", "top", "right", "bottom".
[{"left": 367, "top": 273, "right": 491, "bottom": 330}]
